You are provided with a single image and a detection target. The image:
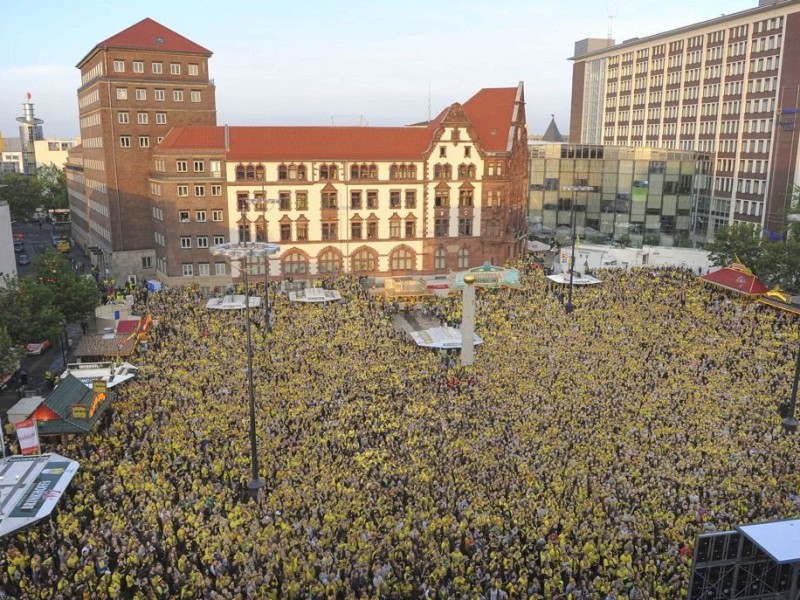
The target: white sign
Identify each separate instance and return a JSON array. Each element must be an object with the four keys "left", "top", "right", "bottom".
[{"left": 14, "top": 419, "right": 40, "bottom": 456}]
